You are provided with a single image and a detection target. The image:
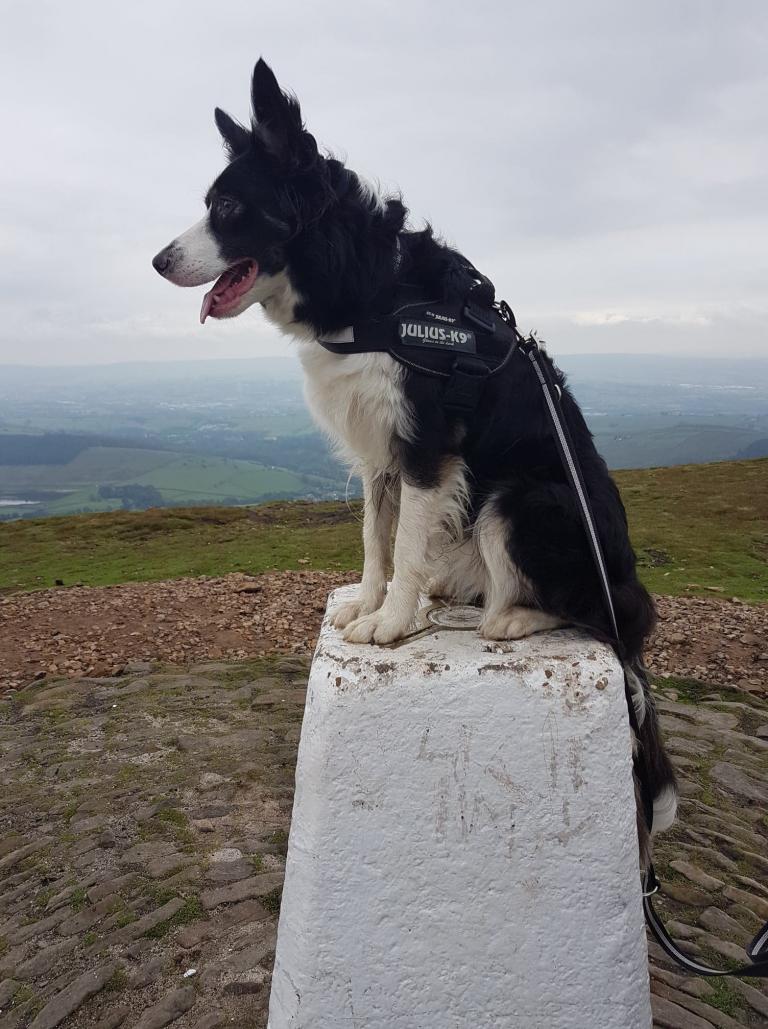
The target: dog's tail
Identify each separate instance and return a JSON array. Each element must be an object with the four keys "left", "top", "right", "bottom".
[{"left": 624, "top": 657, "right": 678, "bottom": 867}]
